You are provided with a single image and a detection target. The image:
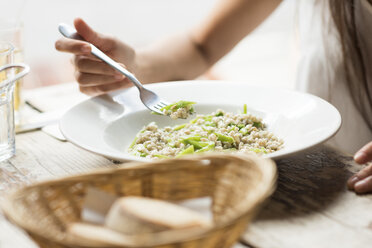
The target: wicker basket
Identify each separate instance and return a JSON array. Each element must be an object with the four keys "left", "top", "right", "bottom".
[{"left": 2, "top": 153, "right": 276, "bottom": 248}]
